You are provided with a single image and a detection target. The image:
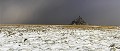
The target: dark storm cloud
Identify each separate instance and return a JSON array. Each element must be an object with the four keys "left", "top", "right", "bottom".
[
  {"left": 1, "top": 0, "right": 120, "bottom": 25},
  {"left": 0, "top": 0, "right": 66, "bottom": 24}
]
